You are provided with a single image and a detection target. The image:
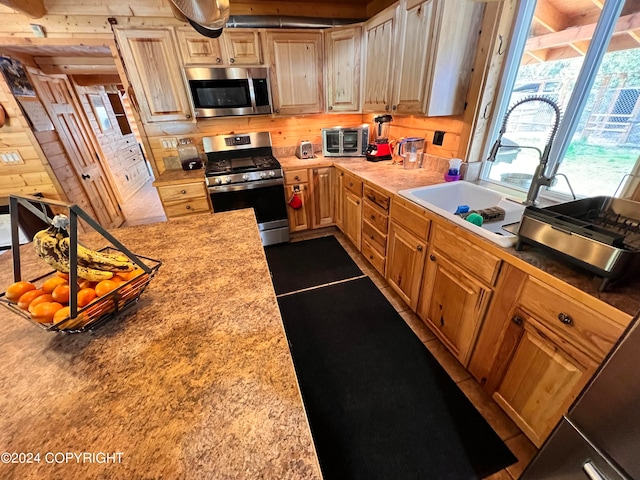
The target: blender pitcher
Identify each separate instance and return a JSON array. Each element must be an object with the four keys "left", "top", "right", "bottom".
[{"left": 398, "top": 137, "right": 425, "bottom": 169}]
